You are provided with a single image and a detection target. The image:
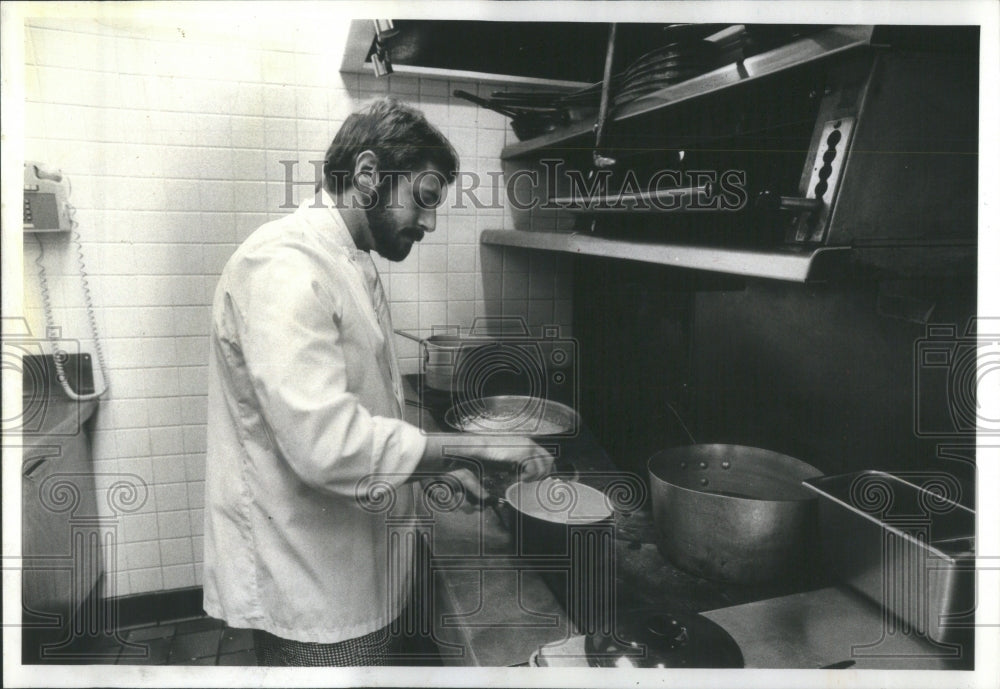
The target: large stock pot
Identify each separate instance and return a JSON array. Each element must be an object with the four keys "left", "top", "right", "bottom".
[{"left": 647, "top": 444, "right": 823, "bottom": 585}]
